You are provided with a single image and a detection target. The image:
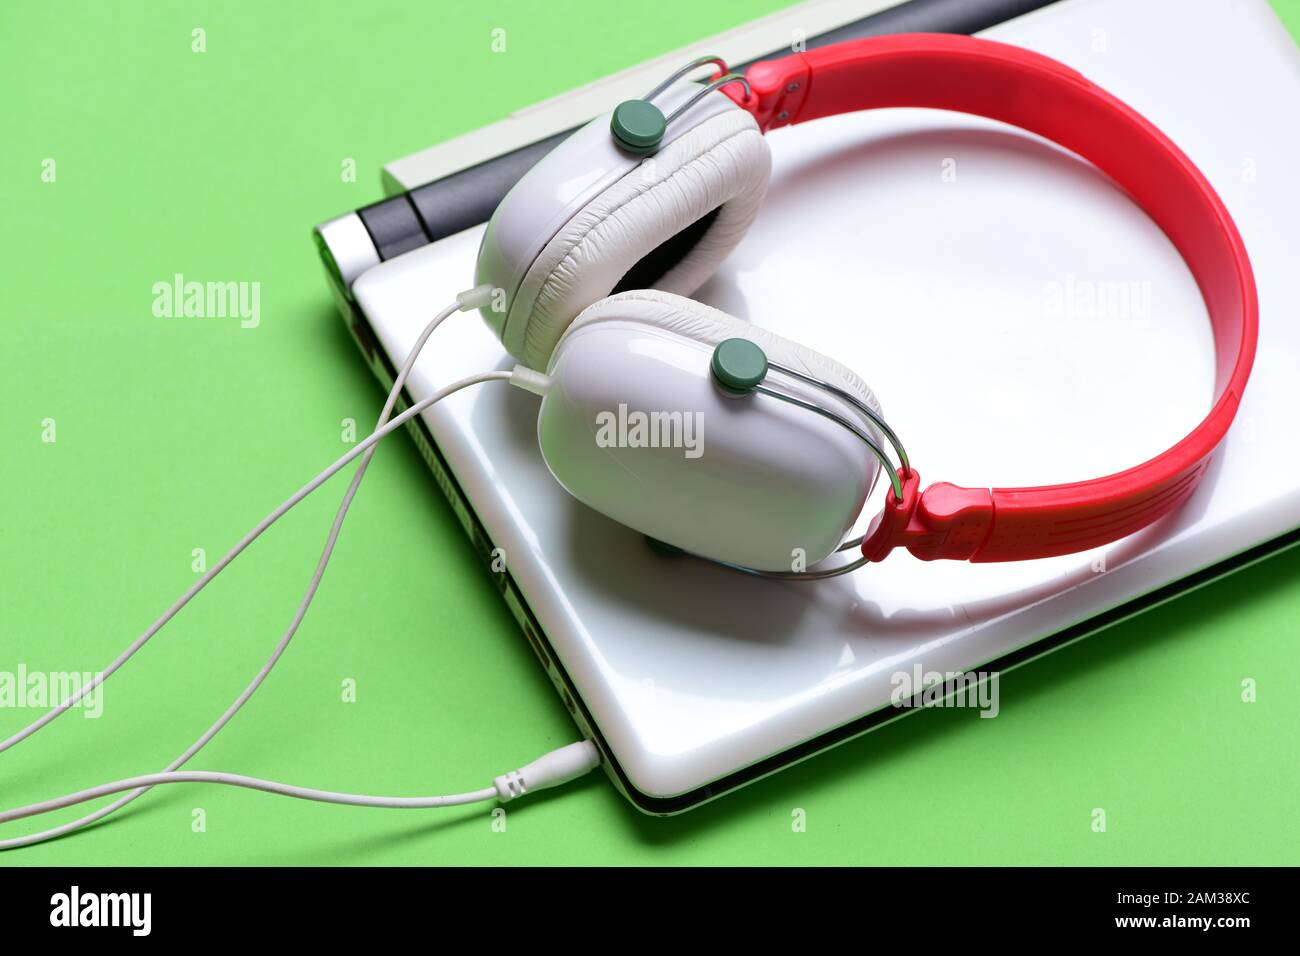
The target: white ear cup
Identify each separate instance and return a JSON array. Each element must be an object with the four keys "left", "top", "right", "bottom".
[
  {"left": 560, "top": 290, "right": 886, "bottom": 419},
  {"left": 536, "top": 292, "right": 886, "bottom": 572},
  {"left": 503, "top": 109, "right": 770, "bottom": 369}
]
